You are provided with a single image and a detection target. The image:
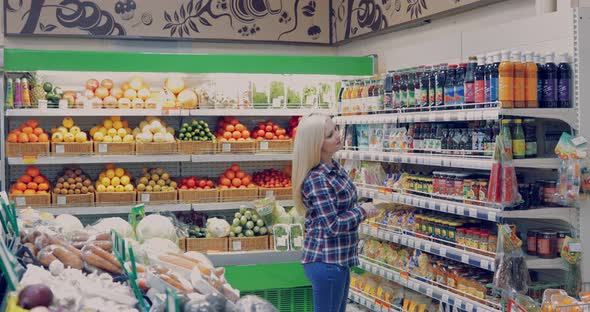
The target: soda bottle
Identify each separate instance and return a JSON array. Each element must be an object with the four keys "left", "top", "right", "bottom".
[
  {"left": 429, "top": 65, "right": 437, "bottom": 108},
  {"left": 421, "top": 66, "right": 431, "bottom": 107},
  {"left": 500, "top": 119, "right": 513, "bottom": 158},
  {"left": 400, "top": 70, "right": 408, "bottom": 109},
  {"left": 436, "top": 63, "right": 447, "bottom": 108},
  {"left": 21, "top": 78, "right": 31, "bottom": 108},
  {"left": 524, "top": 52, "right": 538, "bottom": 108},
  {"left": 490, "top": 52, "right": 501, "bottom": 105},
  {"left": 6, "top": 78, "right": 14, "bottom": 109},
  {"left": 536, "top": 53, "right": 546, "bottom": 107},
  {"left": 422, "top": 124, "right": 431, "bottom": 151},
  {"left": 484, "top": 54, "right": 493, "bottom": 103},
  {"left": 557, "top": 53, "right": 571, "bottom": 108},
  {"left": 14, "top": 78, "right": 22, "bottom": 108},
  {"left": 464, "top": 56, "right": 477, "bottom": 103},
  {"left": 512, "top": 51, "right": 526, "bottom": 108},
  {"left": 407, "top": 69, "right": 416, "bottom": 108},
  {"left": 512, "top": 119, "right": 525, "bottom": 159},
  {"left": 544, "top": 52, "right": 558, "bottom": 108},
  {"left": 524, "top": 118, "right": 537, "bottom": 158},
  {"left": 392, "top": 72, "right": 401, "bottom": 110},
  {"left": 414, "top": 124, "right": 423, "bottom": 152},
  {"left": 474, "top": 55, "right": 486, "bottom": 104},
  {"left": 414, "top": 67, "right": 423, "bottom": 109},
  {"left": 499, "top": 50, "right": 514, "bottom": 108},
  {"left": 444, "top": 64, "right": 457, "bottom": 107},
  {"left": 455, "top": 63, "right": 466, "bottom": 105},
  {"left": 383, "top": 73, "right": 393, "bottom": 111}
]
